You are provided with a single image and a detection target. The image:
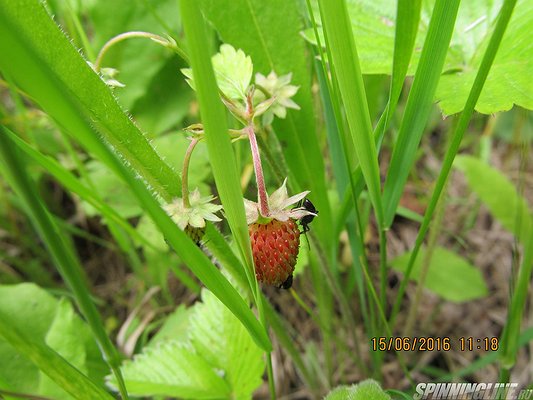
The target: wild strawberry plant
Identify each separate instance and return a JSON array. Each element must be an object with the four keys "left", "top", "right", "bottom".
[{"left": 0, "top": 0, "right": 531, "bottom": 398}]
